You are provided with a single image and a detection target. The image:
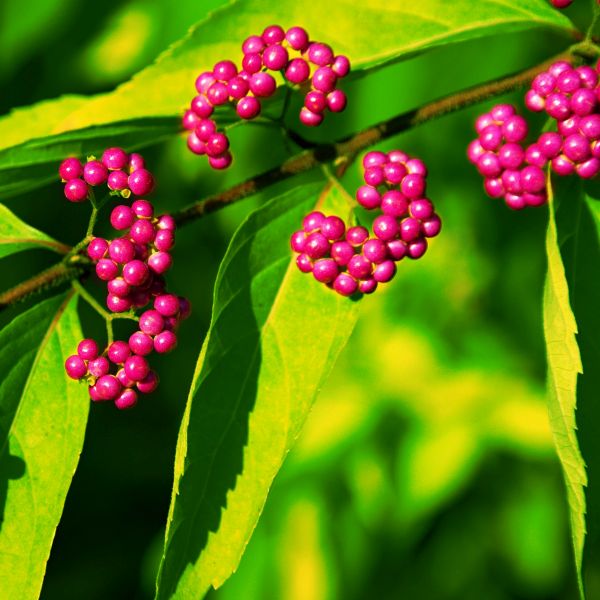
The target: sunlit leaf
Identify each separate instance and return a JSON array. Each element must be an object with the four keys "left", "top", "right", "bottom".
[
  {"left": 156, "top": 181, "right": 360, "bottom": 598},
  {"left": 0, "top": 293, "right": 89, "bottom": 599},
  {"left": 543, "top": 176, "right": 586, "bottom": 597}
]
